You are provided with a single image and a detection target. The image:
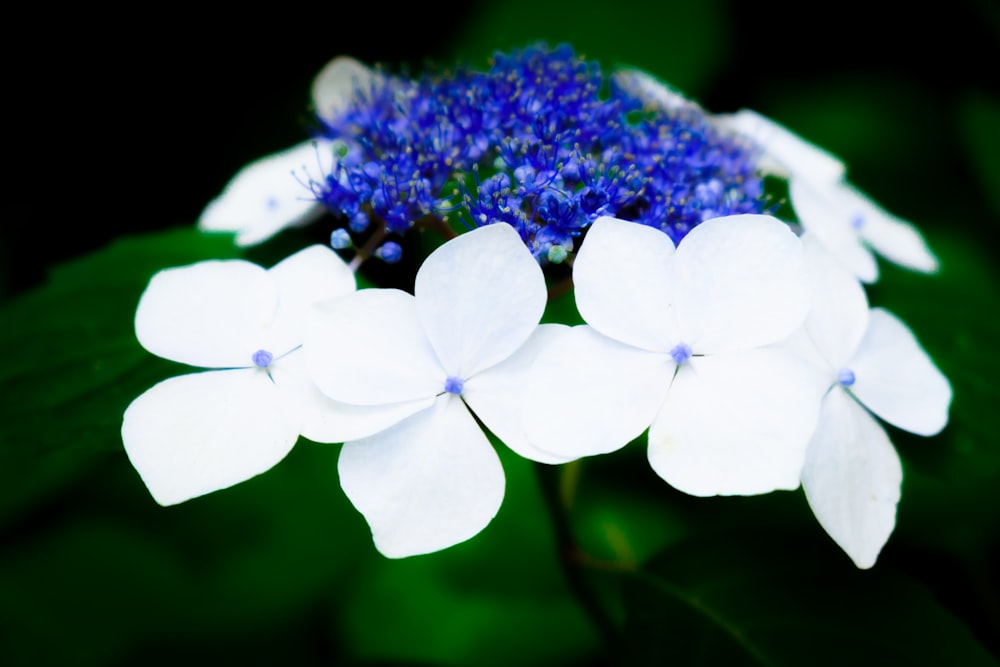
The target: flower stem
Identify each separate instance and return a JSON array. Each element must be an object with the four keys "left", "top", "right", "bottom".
[{"left": 534, "top": 461, "right": 623, "bottom": 654}]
